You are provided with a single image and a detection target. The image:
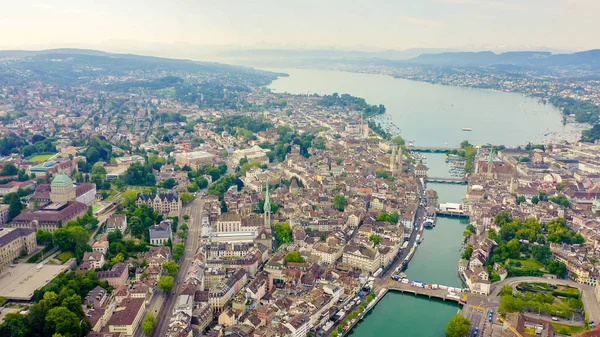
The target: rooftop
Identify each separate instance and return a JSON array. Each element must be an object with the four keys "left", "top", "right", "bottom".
[{"left": 0, "top": 263, "right": 71, "bottom": 300}]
